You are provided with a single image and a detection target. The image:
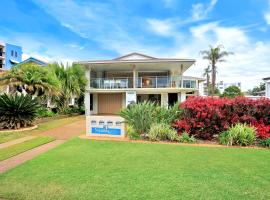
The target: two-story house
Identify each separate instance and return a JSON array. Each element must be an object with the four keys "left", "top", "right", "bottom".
[{"left": 79, "top": 53, "right": 204, "bottom": 137}]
